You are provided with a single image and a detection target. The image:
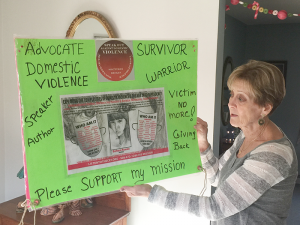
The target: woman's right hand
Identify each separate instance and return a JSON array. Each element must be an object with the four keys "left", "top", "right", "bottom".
[
  {"left": 120, "top": 184, "right": 152, "bottom": 198},
  {"left": 194, "top": 117, "right": 209, "bottom": 153}
]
